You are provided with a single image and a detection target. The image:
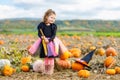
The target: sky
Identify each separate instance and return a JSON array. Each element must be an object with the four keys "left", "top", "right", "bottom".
[{"left": 0, "top": 0, "right": 120, "bottom": 20}]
